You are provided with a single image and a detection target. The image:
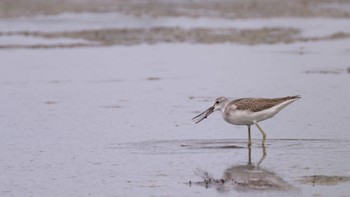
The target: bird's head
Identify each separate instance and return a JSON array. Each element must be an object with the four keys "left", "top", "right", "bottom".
[{"left": 192, "top": 96, "right": 229, "bottom": 124}]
